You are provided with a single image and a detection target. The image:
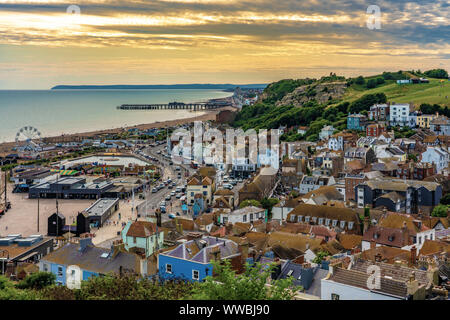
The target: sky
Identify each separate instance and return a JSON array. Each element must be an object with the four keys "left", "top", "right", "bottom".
[{"left": 0, "top": 0, "right": 449, "bottom": 89}]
